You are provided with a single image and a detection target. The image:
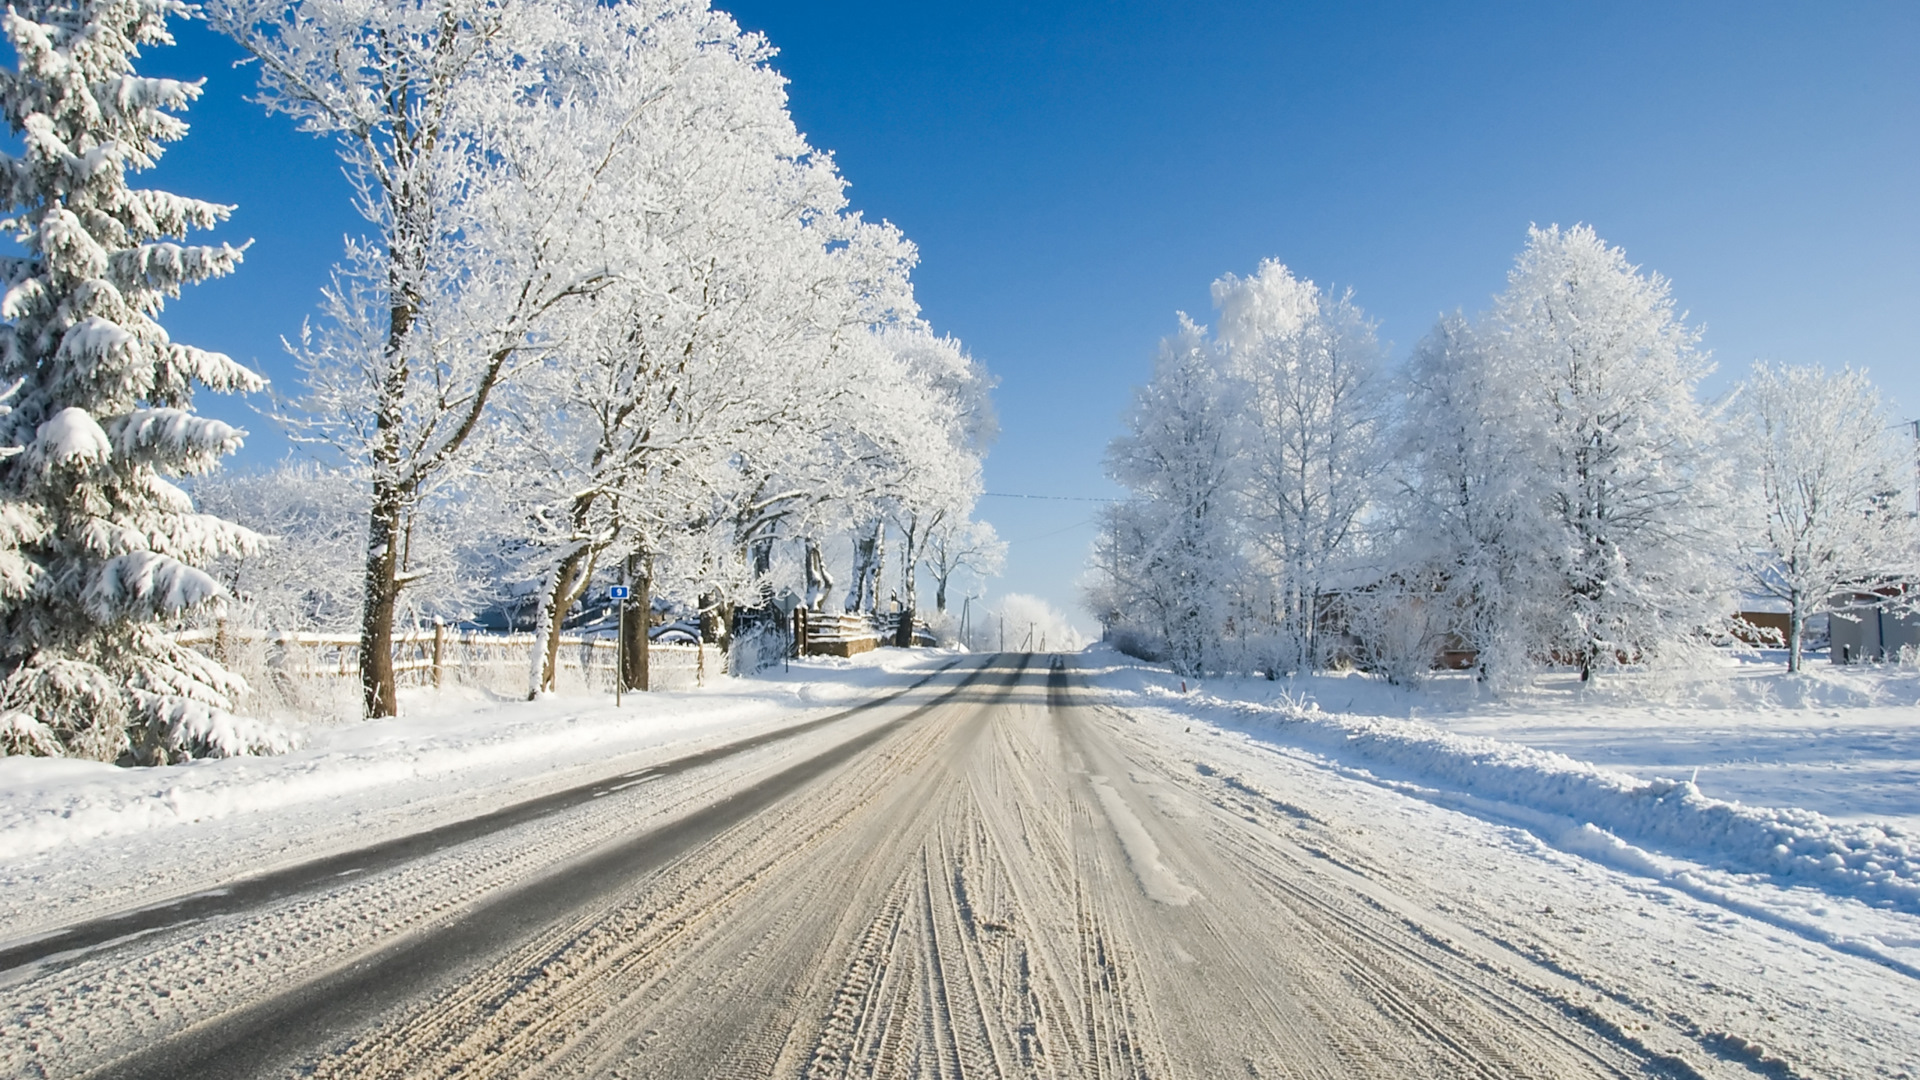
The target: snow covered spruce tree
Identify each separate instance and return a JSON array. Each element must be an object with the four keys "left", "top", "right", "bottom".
[
  {"left": 0, "top": 0, "right": 283, "bottom": 761},
  {"left": 1730, "top": 361, "right": 1918, "bottom": 671}
]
